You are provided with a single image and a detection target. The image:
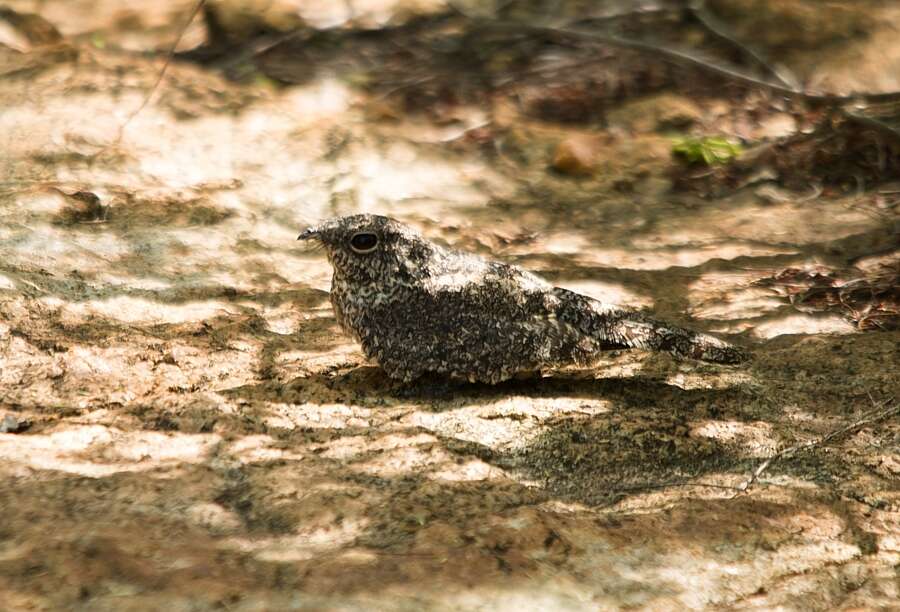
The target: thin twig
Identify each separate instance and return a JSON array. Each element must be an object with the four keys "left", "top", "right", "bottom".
[
  {"left": 735, "top": 396, "right": 899, "bottom": 495},
  {"left": 209, "top": 25, "right": 308, "bottom": 74},
  {"left": 487, "top": 21, "right": 900, "bottom": 105},
  {"left": 612, "top": 480, "right": 745, "bottom": 494},
  {"left": 688, "top": 0, "right": 796, "bottom": 90},
  {"left": 844, "top": 108, "right": 900, "bottom": 140},
  {"left": 105, "top": 0, "right": 207, "bottom": 149}
]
